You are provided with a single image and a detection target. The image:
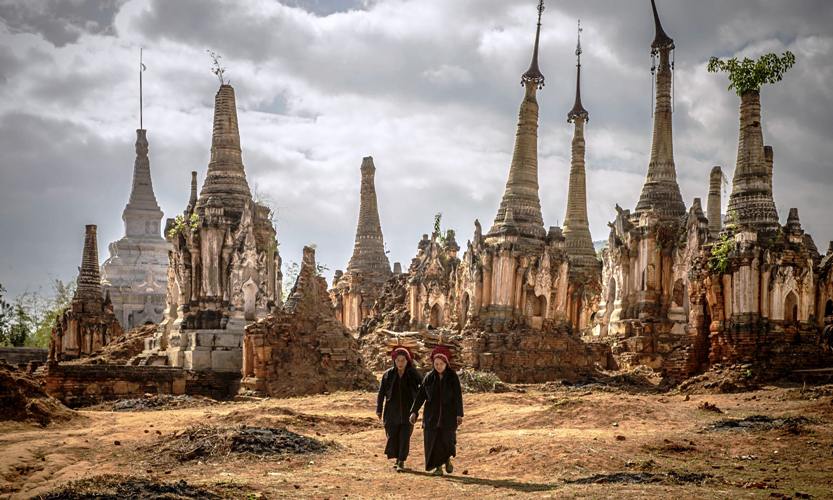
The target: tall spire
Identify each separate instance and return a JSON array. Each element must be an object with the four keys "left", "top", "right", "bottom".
[
  {"left": 707, "top": 166, "right": 722, "bottom": 237},
  {"left": 521, "top": 0, "right": 546, "bottom": 89},
  {"left": 650, "top": 0, "right": 674, "bottom": 52},
  {"left": 75, "top": 225, "right": 103, "bottom": 301},
  {"left": 139, "top": 48, "right": 145, "bottom": 129},
  {"left": 567, "top": 19, "right": 588, "bottom": 123},
  {"left": 634, "top": 0, "right": 685, "bottom": 220},
  {"left": 347, "top": 156, "right": 391, "bottom": 276},
  {"left": 488, "top": 0, "right": 547, "bottom": 242},
  {"left": 563, "top": 20, "right": 596, "bottom": 269},
  {"left": 122, "top": 129, "right": 163, "bottom": 238},
  {"left": 198, "top": 84, "right": 253, "bottom": 217}
]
